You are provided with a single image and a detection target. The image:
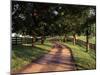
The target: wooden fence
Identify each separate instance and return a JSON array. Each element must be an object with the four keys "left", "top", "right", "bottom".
[
  {"left": 67, "top": 37, "right": 96, "bottom": 50},
  {"left": 12, "top": 36, "right": 96, "bottom": 51},
  {"left": 12, "top": 37, "right": 33, "bottom": 45}
]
